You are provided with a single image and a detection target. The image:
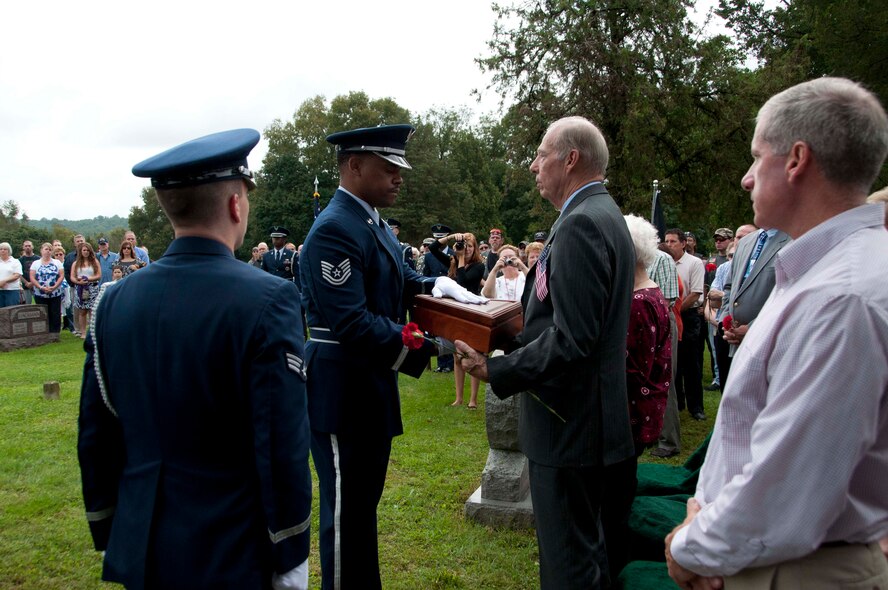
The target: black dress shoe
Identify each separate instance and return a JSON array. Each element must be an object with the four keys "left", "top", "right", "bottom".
[
  {"left": 692, "top": 412, "right": 707, "bottom": 421},
  {"left": 704, "top": 382, "right": 721, "bottom": 391}
]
